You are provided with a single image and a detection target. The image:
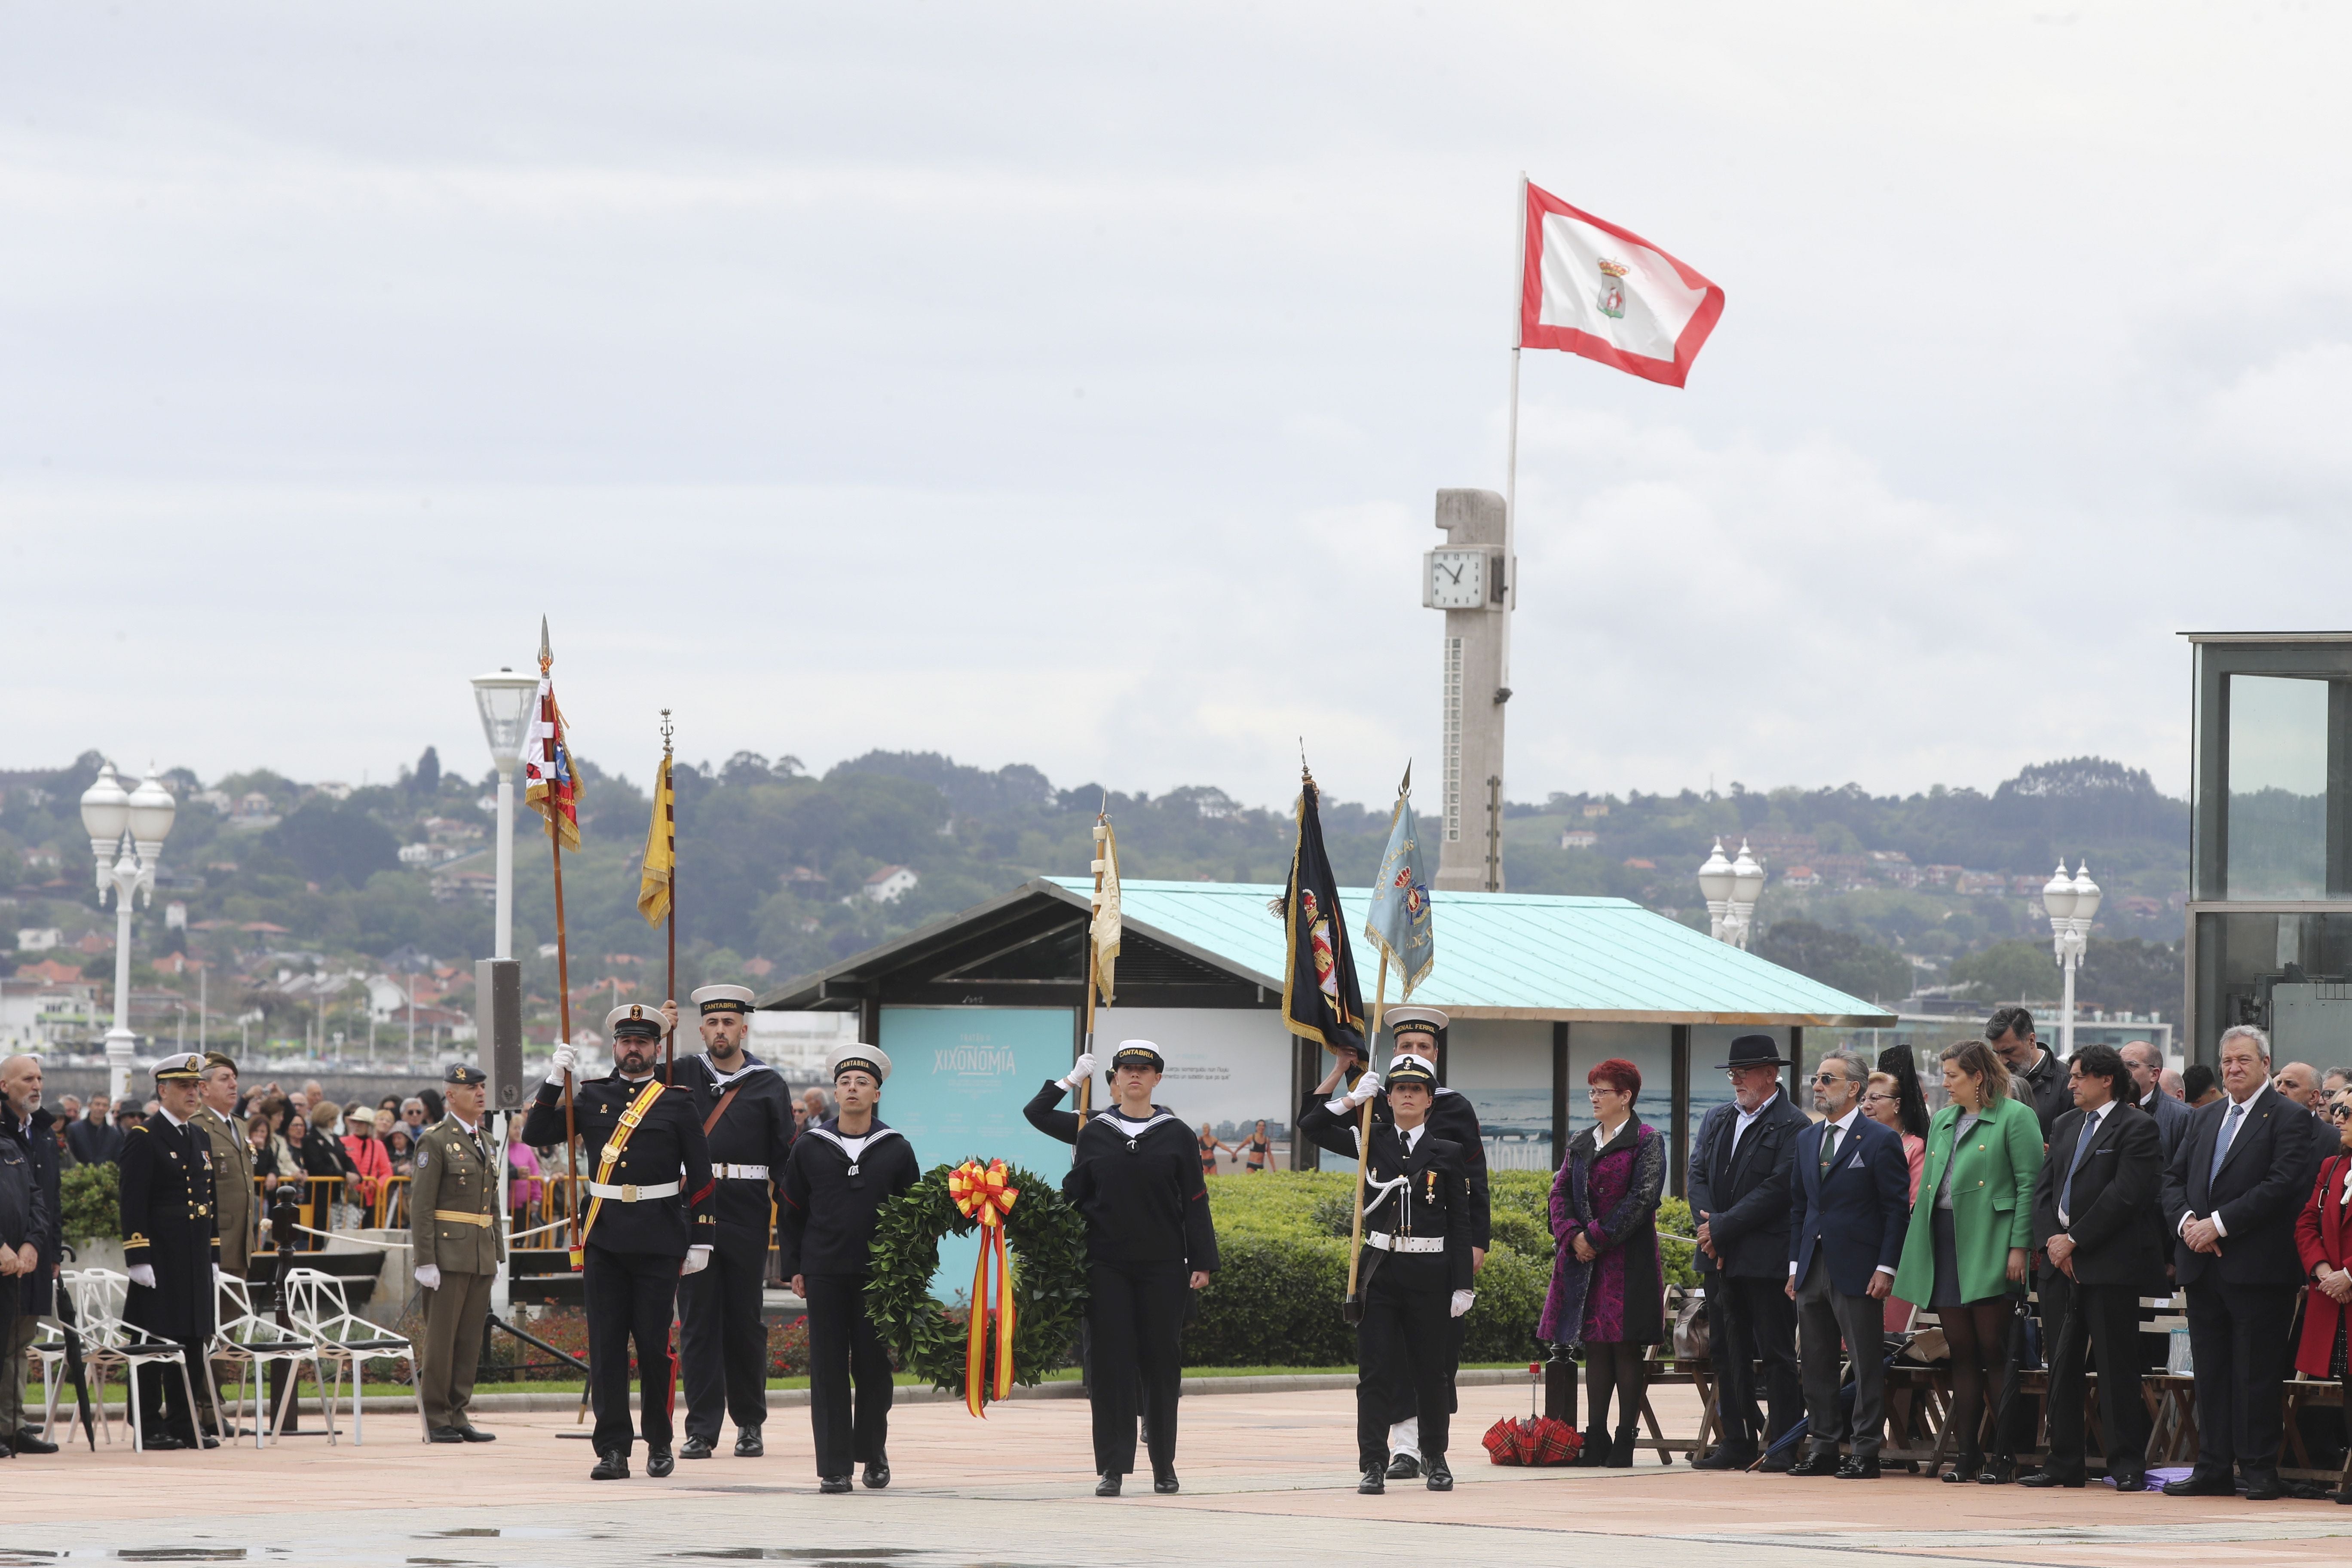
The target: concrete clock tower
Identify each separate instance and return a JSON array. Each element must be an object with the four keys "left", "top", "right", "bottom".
[{"left": 1424, "top": 488, "right": 1513, "bottom": 891}]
